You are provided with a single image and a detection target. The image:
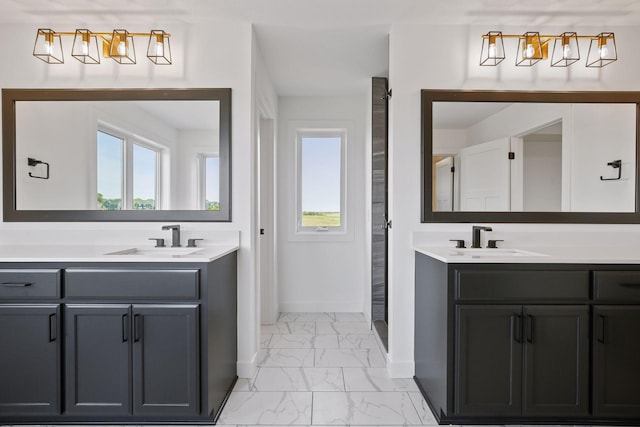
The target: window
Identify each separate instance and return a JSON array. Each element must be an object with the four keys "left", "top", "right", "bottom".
[
  {"left": 296, "top": 129, "right": 346, "bottom": 233},
  {"left": 97, "top": 128, "right": 160, "bottom": 210},
  {"left": 197, "top": 154, "right": 220, "bottom": 211}
]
